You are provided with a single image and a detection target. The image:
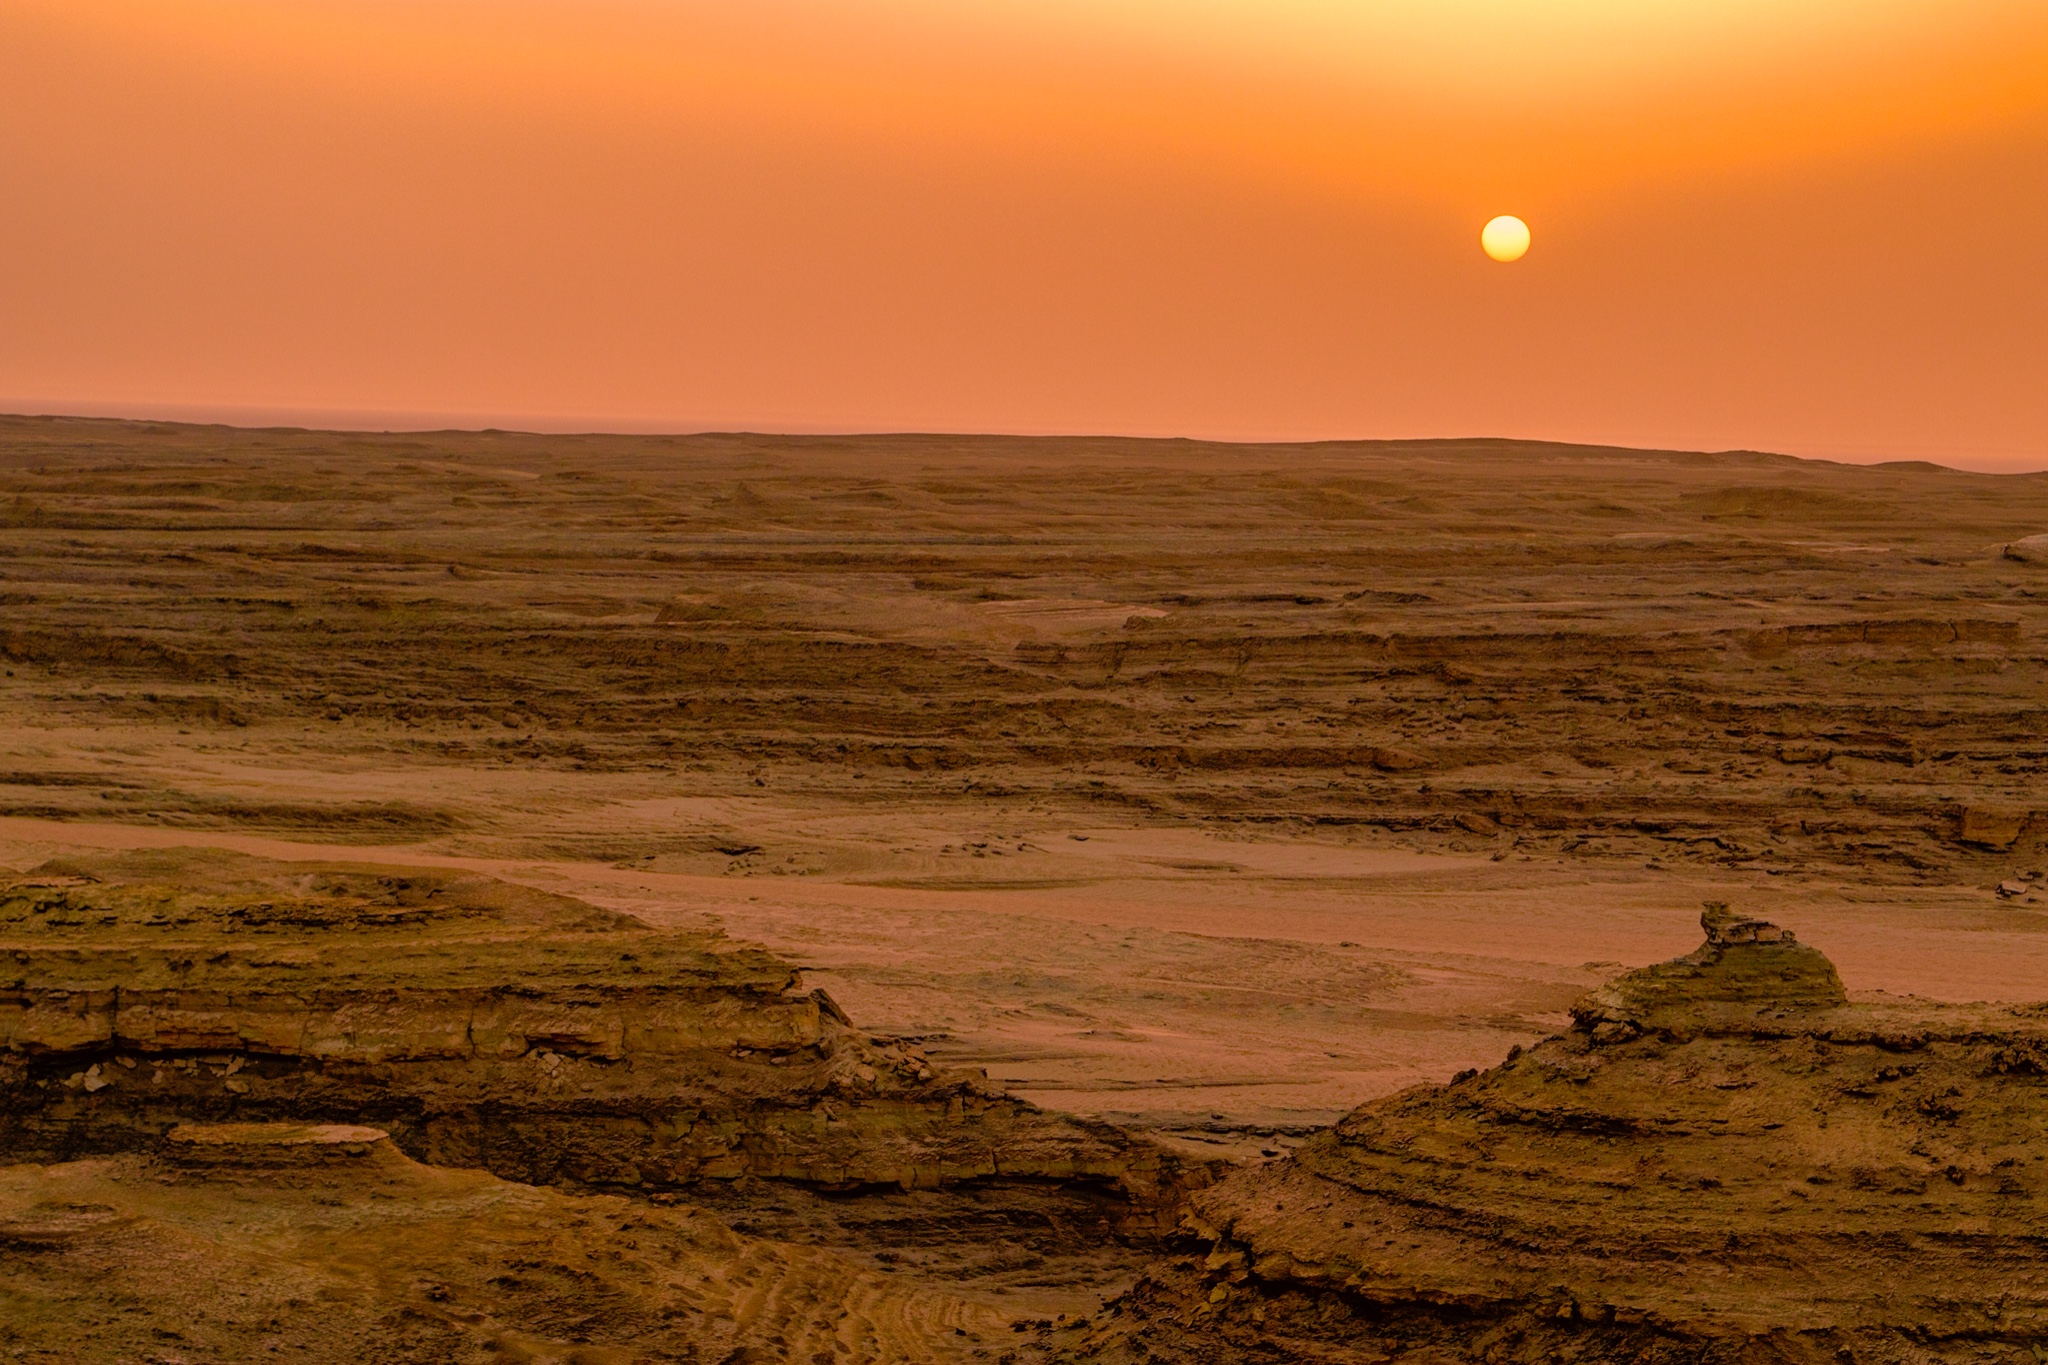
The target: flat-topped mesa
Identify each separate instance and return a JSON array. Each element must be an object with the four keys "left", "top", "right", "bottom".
[
  {"left": 1569, "top": 901, "right": 1846, "bottom": 1040},
  {"left": 0, "top": 851, "right": 1192, "bottom": 1209}
]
